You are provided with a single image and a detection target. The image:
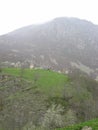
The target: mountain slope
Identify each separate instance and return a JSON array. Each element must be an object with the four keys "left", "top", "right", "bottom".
[
  {"left": 0, "top": 17, "right": 98, "bottom": 78},
  {"left": 0, "top": 68, "right": 98, "bottom": 130}
]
